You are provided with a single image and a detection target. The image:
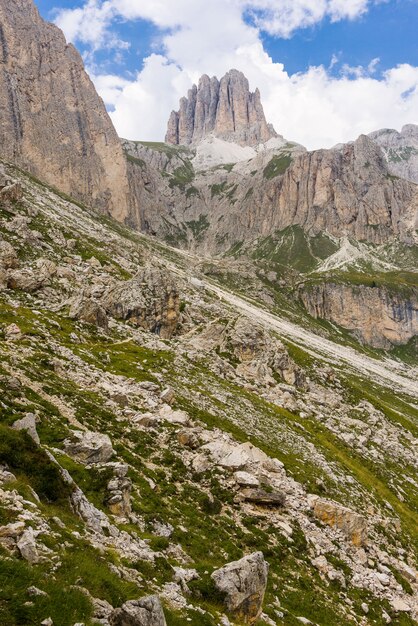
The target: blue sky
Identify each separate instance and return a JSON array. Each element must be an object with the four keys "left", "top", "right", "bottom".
[{"left": 35, "top": 0, "right": 418, "bottom": 148}]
